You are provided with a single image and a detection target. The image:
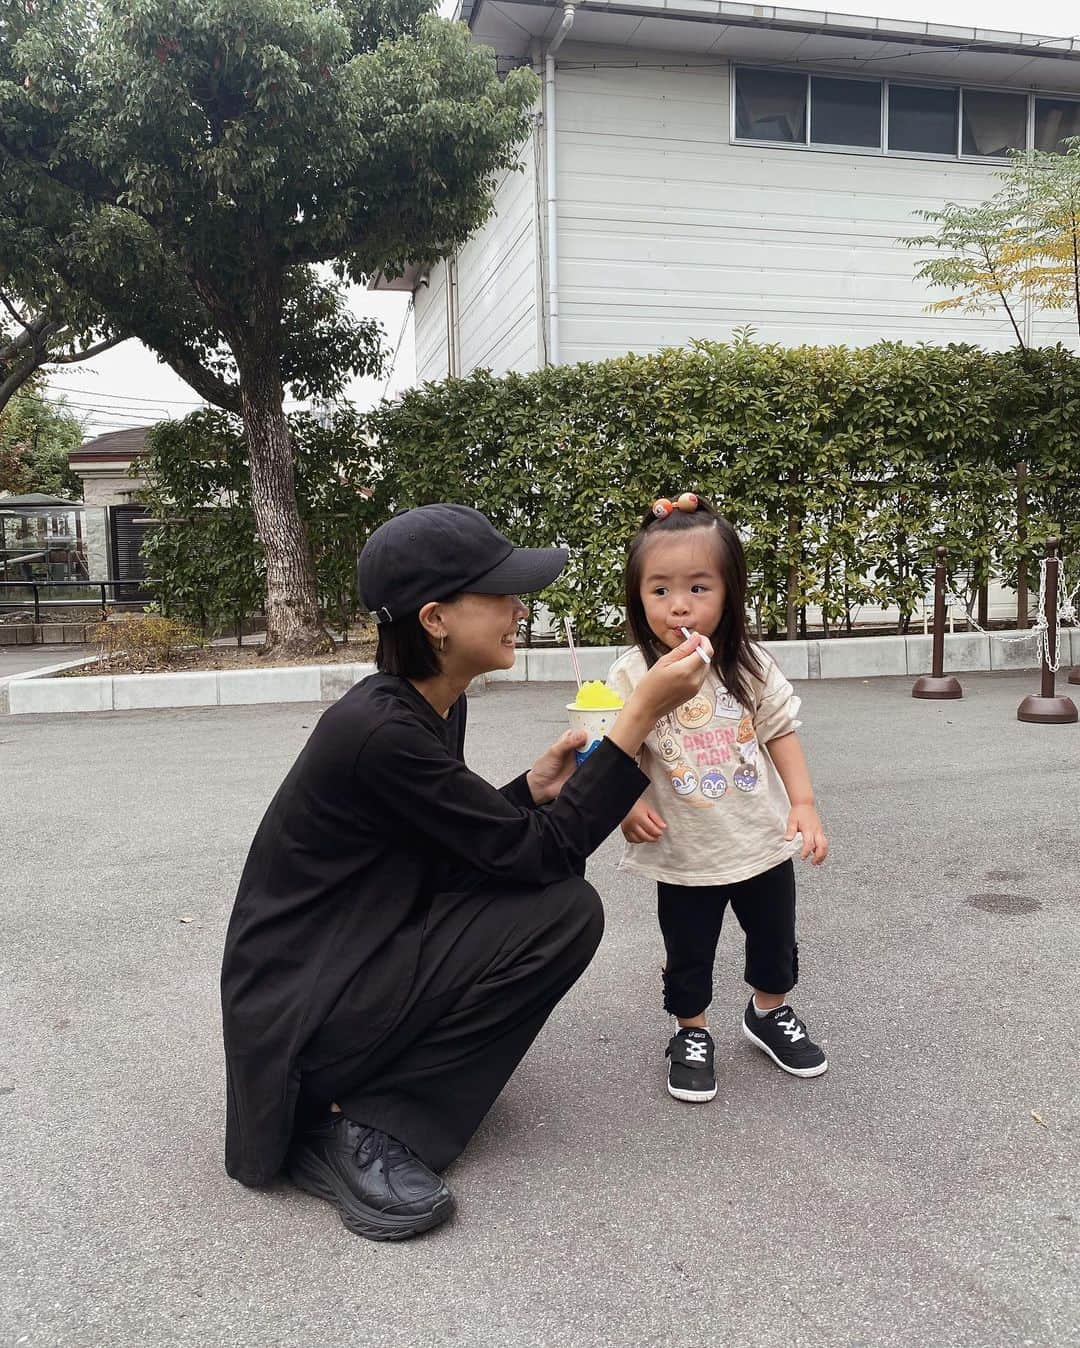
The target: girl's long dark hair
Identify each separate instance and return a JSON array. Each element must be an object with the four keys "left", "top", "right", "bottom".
[{"left": 624, "top": 496, "right": 763, "bottom": 711}]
